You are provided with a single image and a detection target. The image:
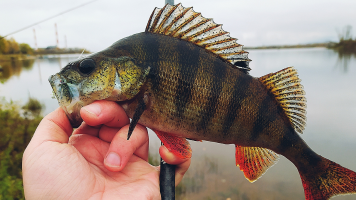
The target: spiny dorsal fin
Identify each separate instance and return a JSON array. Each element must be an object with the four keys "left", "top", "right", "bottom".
[
  {"left": 146, "top": 3, "right": 251, "bottom": 72},
  {"left": 235, "top": 145, "right": 279, "bottom": 182},
  {"left": 259, "top": 67, "right": 307, "bottom": 134}
]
